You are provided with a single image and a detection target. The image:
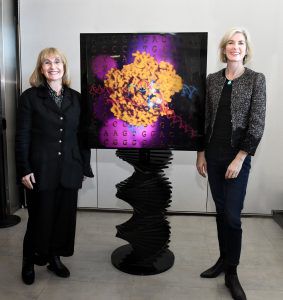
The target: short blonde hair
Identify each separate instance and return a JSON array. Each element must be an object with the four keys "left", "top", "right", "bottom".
[
  {"left": 29, "top": 47, "right": 71, "bottom": 87},
  {"left": 219, "top": 27, "right": 253, "bottom": 64}
]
